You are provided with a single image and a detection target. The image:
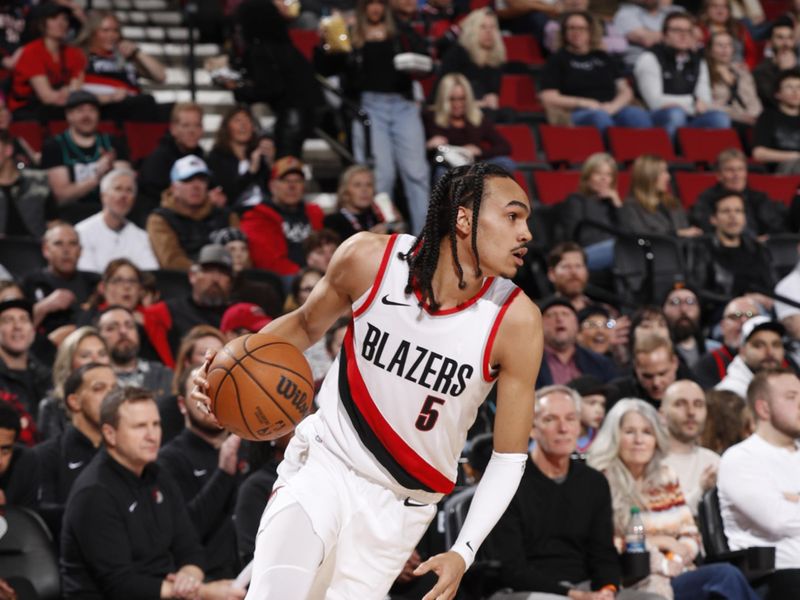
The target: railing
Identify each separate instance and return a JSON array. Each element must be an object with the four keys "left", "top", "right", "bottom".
[{"left": 314, "top": 74, "right": 373, "bottom": 168}]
